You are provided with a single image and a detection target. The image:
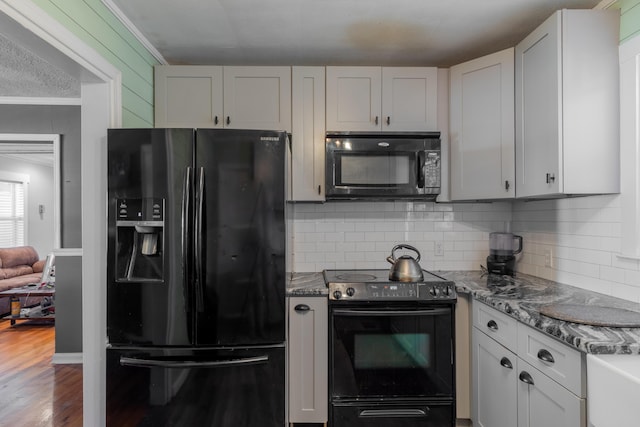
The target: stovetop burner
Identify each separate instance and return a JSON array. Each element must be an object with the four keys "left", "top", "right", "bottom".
[
  {"left": 323, "top": 269, "right": 456, "bottom": 302},
  {"left": 334, "top": 272, "right": 378, "bottom": 282}
]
